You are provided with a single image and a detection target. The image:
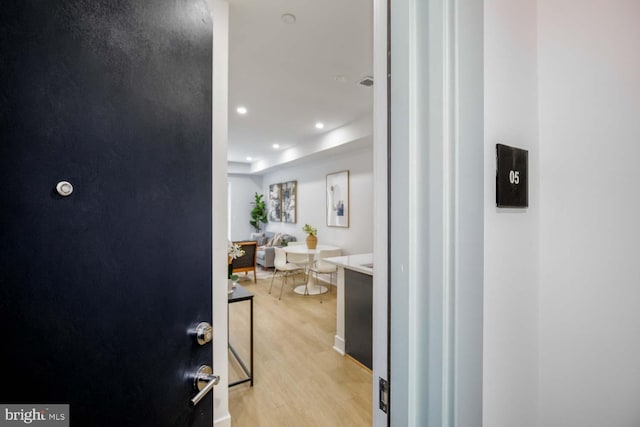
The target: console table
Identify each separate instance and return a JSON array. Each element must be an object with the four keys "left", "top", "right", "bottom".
[{"left": 228, "top": 284, "right": 254, "bottom": 387}]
